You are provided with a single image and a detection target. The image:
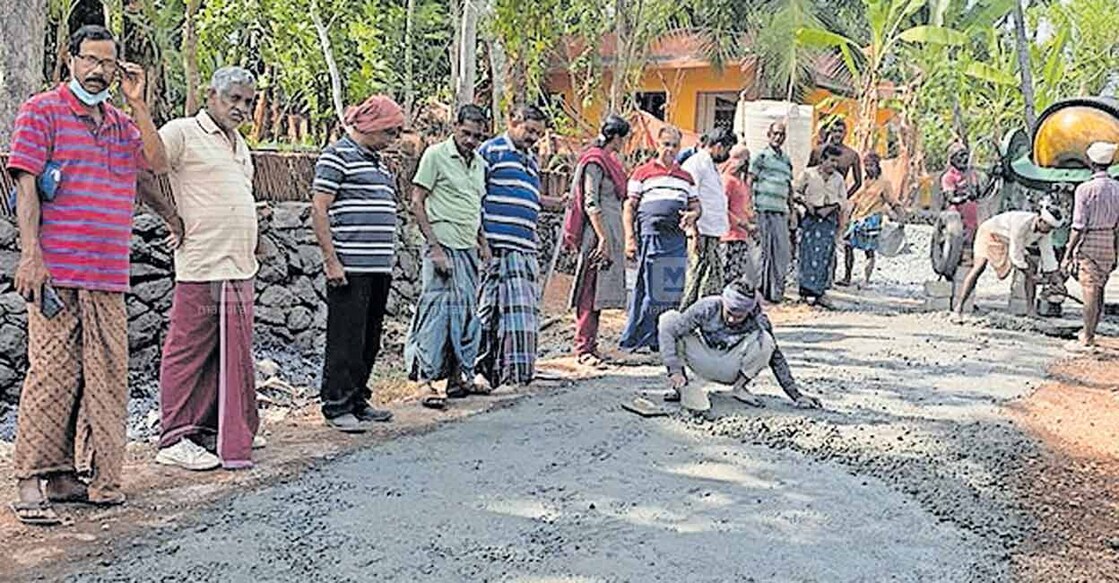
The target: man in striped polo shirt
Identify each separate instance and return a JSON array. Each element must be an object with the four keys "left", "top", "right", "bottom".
[
  {"left": 474, "top": 105, "right": 566, "bottom": 390},
  {"left": 748, "top": 122, "right": 795, "bottom": 303},
  {"left": 311, "top": 95, "right": 404, "bottom": 432},
  {"left": 8, "top": 25, "right": 173, "bottom": 524}
]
